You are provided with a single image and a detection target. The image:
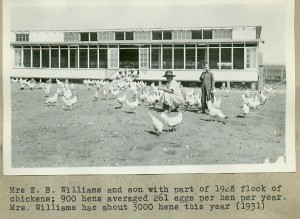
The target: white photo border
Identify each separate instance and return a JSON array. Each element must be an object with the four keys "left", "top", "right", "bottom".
[{"left": 3, "top": 0, "right": 296, "bottom": 175}]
